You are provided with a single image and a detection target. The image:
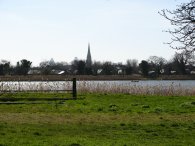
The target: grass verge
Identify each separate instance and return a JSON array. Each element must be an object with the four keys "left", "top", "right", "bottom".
[{"left": 0, "top": 93, "right": 195, "bottom": 146}]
